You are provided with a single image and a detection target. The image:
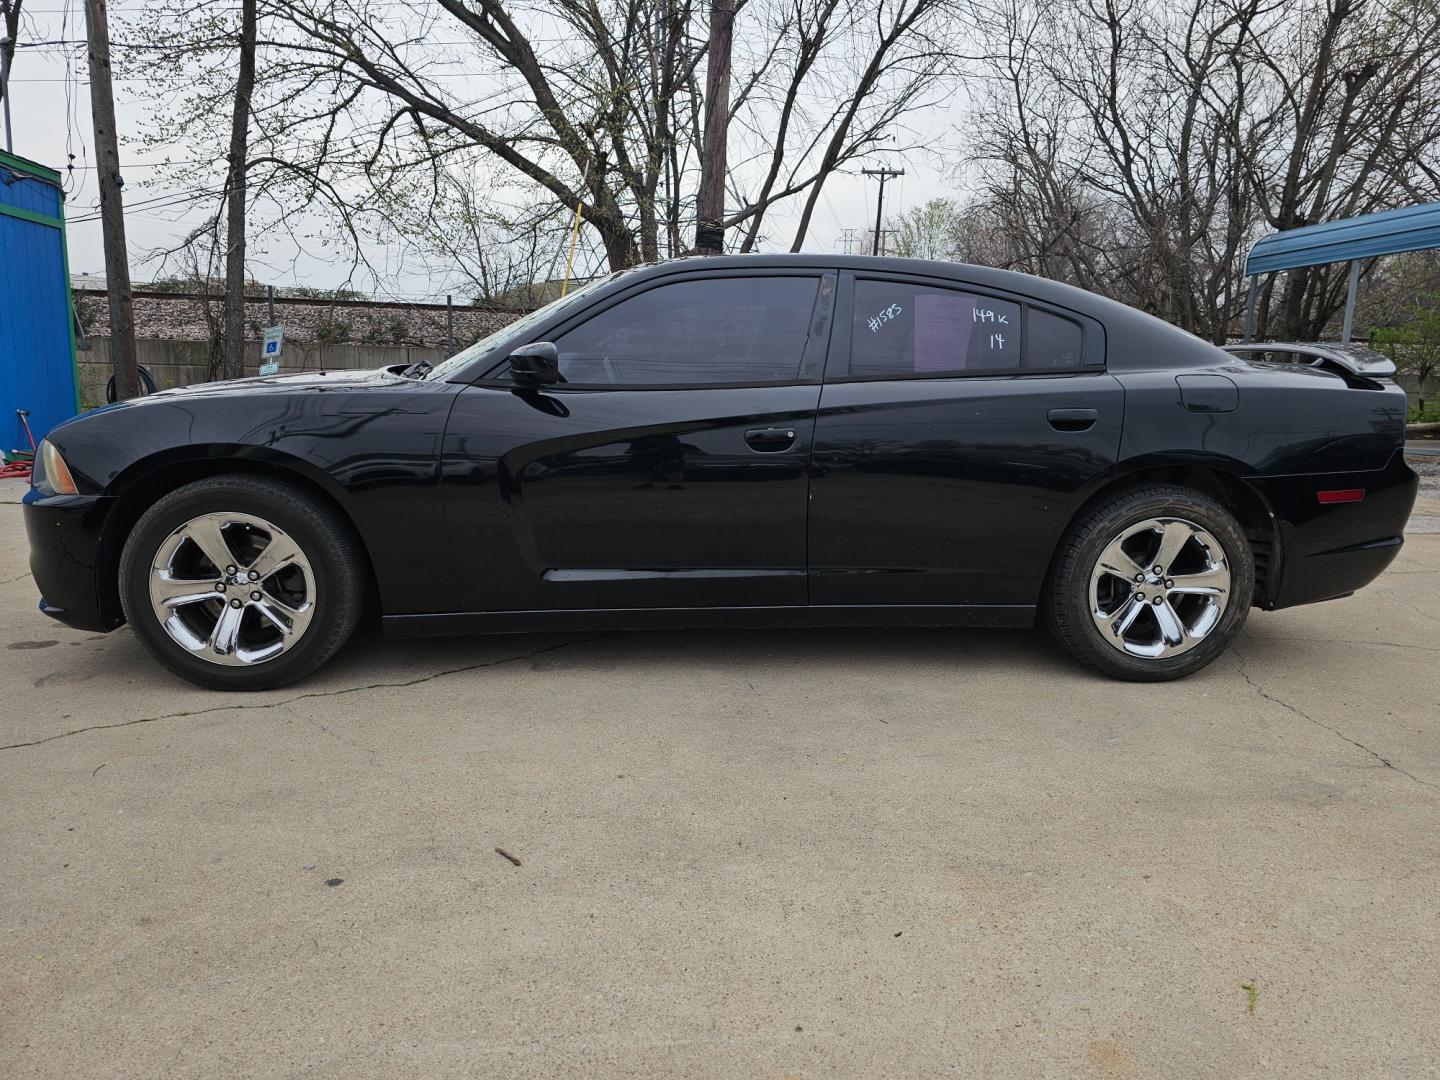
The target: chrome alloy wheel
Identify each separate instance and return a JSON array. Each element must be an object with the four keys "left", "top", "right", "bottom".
[
  {"left": 147, "top": 512, "right": 316, "bottom": 666},
  {"left": 1088, "top": 516, "right": 1231, "bottom": 659}
]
